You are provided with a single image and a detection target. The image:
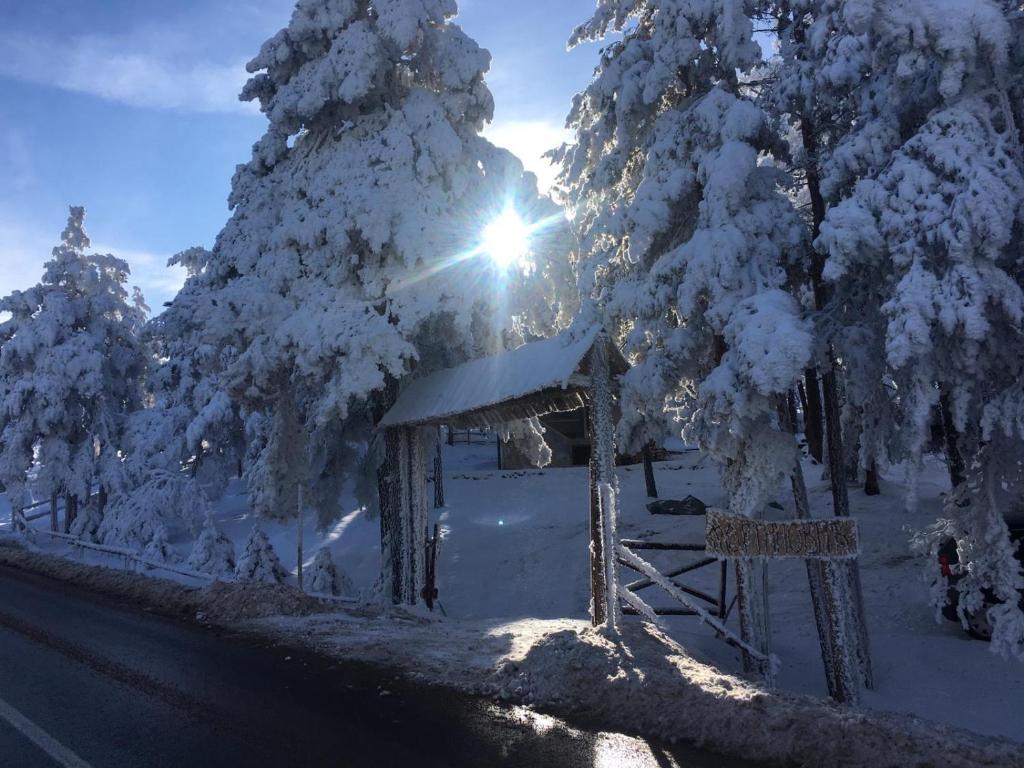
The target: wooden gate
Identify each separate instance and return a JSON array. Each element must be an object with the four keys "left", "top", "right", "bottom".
[{"left": 616, "top": 537, "right": 773, "bottom": 676}]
